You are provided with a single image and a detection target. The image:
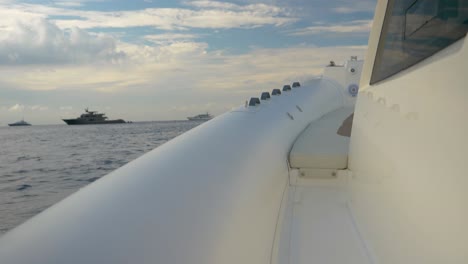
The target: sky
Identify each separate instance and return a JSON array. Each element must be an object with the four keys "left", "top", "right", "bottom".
[{"left": 0, "top": 0, "right": 376, "bottom": 124}]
